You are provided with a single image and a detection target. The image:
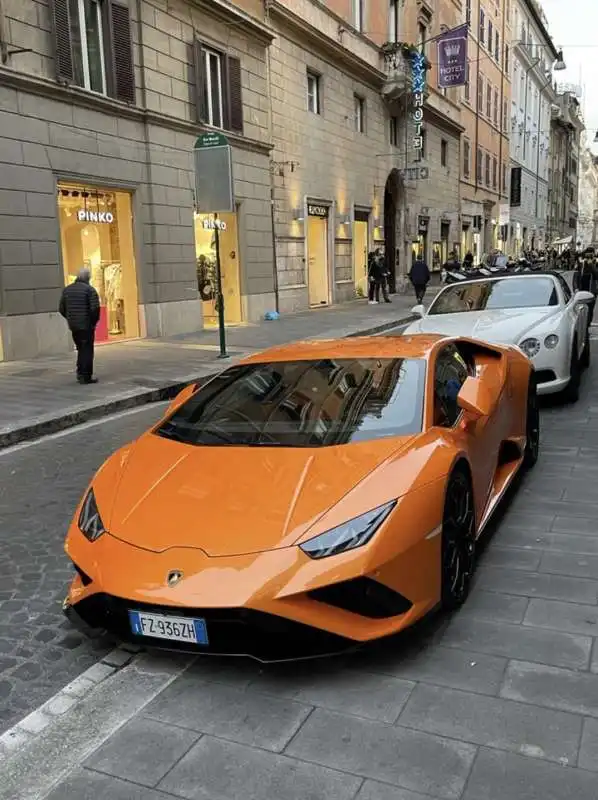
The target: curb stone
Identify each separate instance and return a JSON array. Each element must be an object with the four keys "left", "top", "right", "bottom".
[
  {"left": 0, "top": 645, "right": 137, "bottom": 763},
  {"left": 0, "top": 313, "right": 416, "bottom": 450}
]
